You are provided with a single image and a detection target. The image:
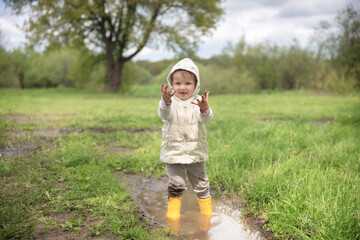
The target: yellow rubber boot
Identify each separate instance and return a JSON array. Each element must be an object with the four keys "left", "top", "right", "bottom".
[
  {"left": 198, "top": 196, "right": 213, "bottom": 215},
  {"left": 166, "top": 197, "right": 182, "bottom": 218},
  {"left": 166, "top": 197, "right": 182, "bottom": 234},
  {"left": 197, "top": 197, "right": 212, "bottom": 230}
]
